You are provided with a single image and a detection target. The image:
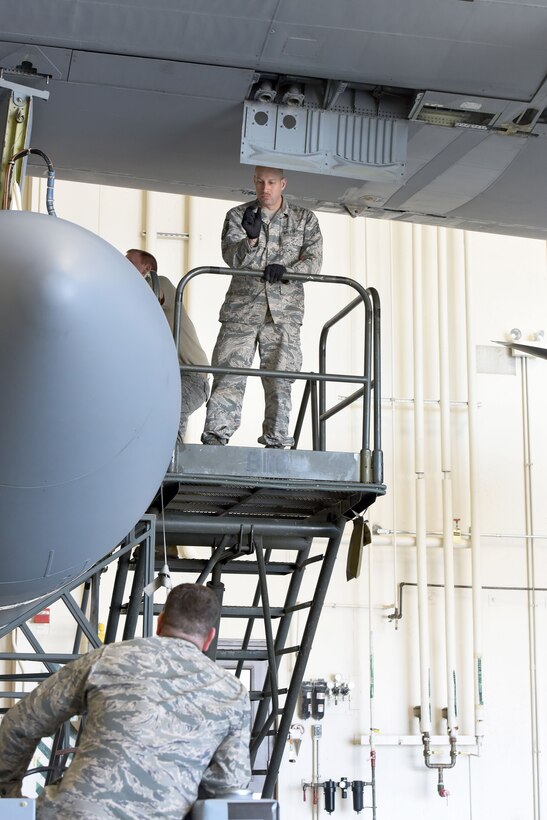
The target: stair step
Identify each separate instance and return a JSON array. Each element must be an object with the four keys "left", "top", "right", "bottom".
[
  {"left": 122, "top": 603, "right": 310, "bottom": 618},
  {"left": 216, "top": 646, "right": 299, "bottom": 662},
  {"left": 152, "top": 558, "right": 297, "bottom": 575},
  {"left": 250, "top": 689, "right": 287, "bottom": 702},
  {"left": 221, "top": 606, "right": 285, "bottom": 618}
]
